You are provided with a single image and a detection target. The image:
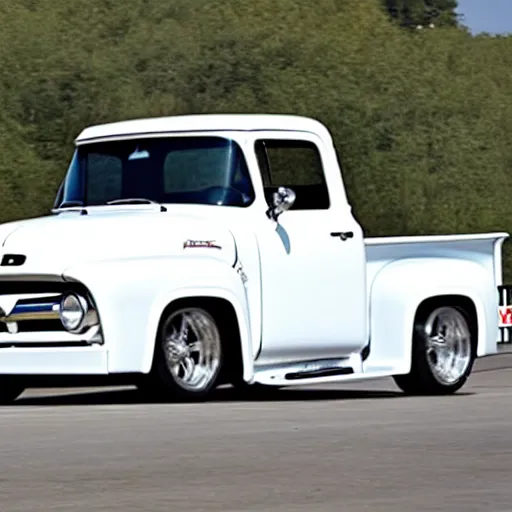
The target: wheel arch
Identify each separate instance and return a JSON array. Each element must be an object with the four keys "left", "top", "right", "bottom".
[
  {"left": 63, "top": 256, "right": 257, "bottom": 377},
  {"left": 143, "top": 287, "right": 254, "bottom": 383},
  {"left": 414, "top": 294, "right": 478, "bottom": 356}
]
